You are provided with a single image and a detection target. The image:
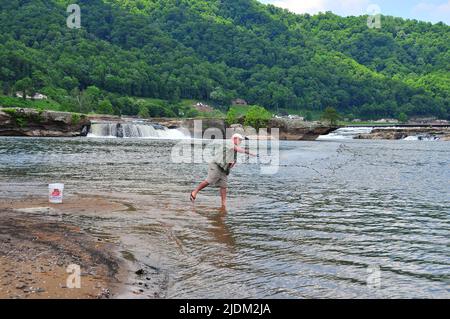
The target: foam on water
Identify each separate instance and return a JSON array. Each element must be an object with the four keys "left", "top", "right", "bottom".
[{"left": 317, "top": 127, "right": 374, "bottom": 140}]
